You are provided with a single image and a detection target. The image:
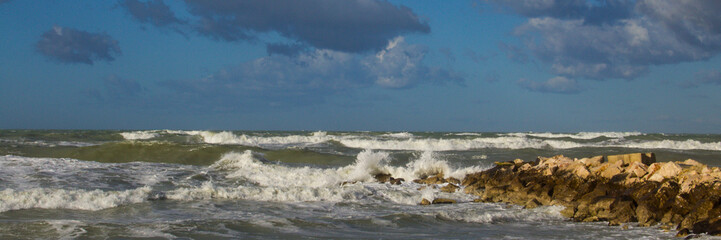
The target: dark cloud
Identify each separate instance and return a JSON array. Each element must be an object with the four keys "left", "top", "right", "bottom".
[
  {"left": 162, "top": 38, "right": 462, "bottom": 108},
  {"left": 266, "top": 42, "right": 307, "bottom": 57},
  {"left": 36, "top": 26, "right": 121, "bottom": 65},
  {"left": 518, "top": 76, "right": 582, "bottom": 94},
  {"left": 119, "top": 0, "right": 184, "bottom": 27},
  {"left": 485, "top": 0, "right": 721, "bottom": 81},
  {"left": 119, "top": 0, "right": 430, "bottom": 53}
]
